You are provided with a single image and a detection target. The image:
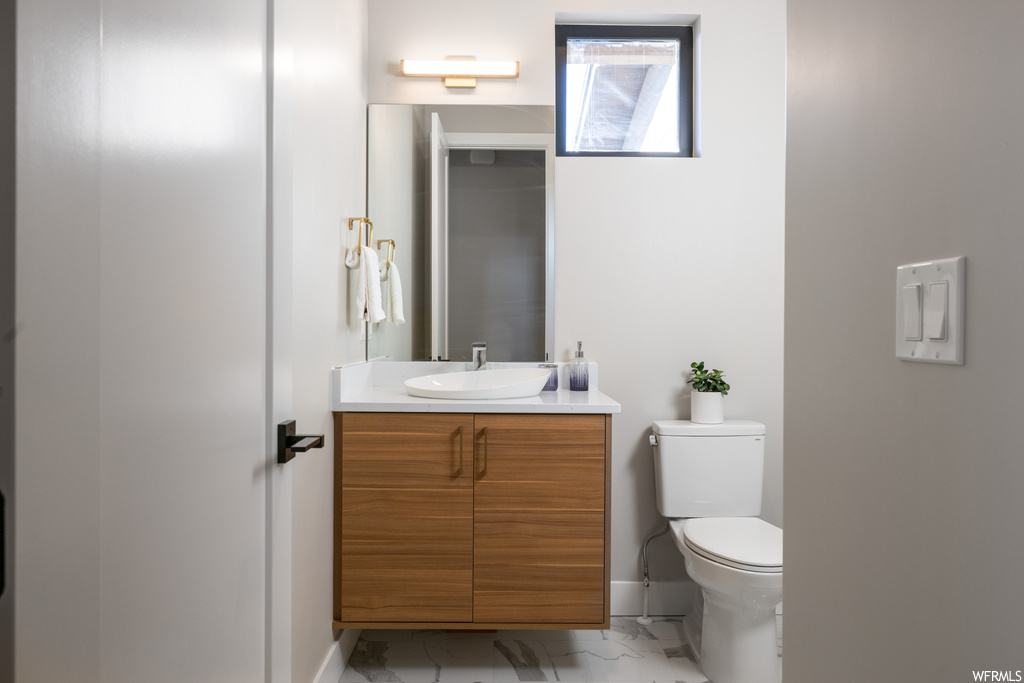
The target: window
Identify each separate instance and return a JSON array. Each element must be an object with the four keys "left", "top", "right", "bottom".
[{"left": 555, "top": 24, "right": 693, "bottom": 157}]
